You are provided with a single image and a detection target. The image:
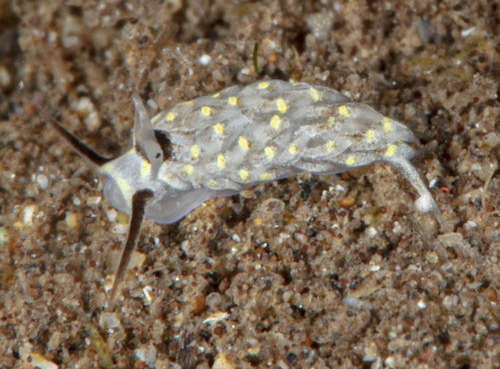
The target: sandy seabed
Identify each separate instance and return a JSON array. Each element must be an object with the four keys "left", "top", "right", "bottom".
[{"left": 1, "top": 1, "right": 500, "bottom": 368}]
